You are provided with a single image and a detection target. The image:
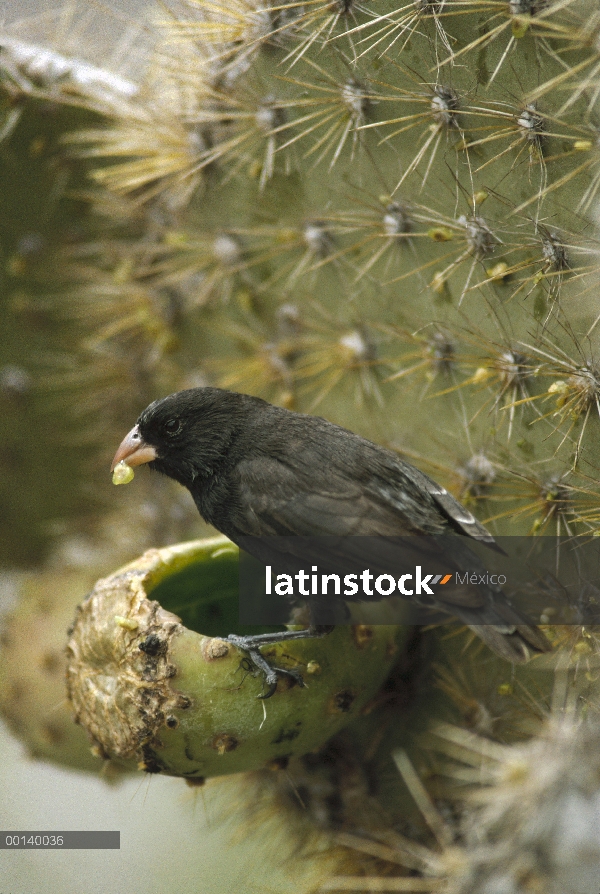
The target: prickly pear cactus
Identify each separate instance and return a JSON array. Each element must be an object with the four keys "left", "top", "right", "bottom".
[{"left": 3, "top": 0, "right": 600, "bottom": 889}]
